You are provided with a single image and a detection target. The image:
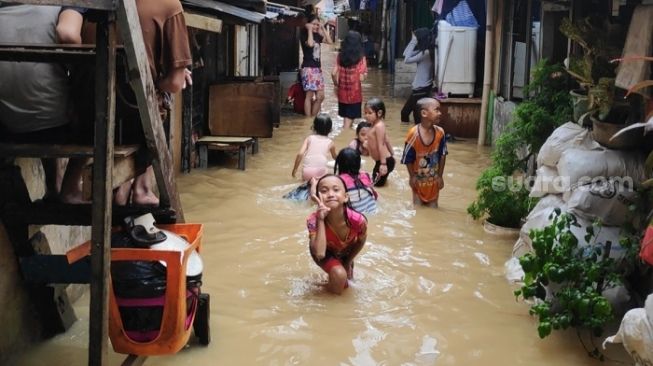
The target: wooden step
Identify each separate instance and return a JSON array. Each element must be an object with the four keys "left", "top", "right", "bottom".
[
  {"left": 1, "top": 201, "right": 177, "bottom": 226},
  {"left": 0, "top": 143, "right": 138, "bottom": 158},
  {"left": 0, "top": 44, "right": 97, "bottom": 63},
  {"left": 7, "top": 0, "right": 115, "bottom": 10}
]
